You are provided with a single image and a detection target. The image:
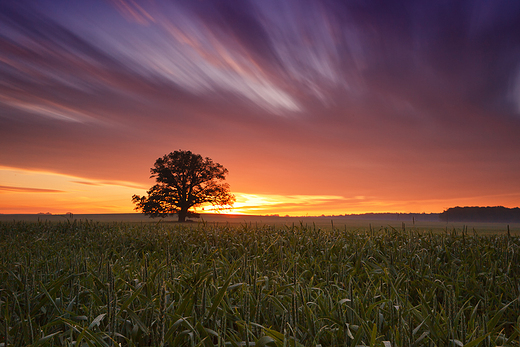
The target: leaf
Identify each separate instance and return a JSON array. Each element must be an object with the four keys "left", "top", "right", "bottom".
[
  {"left": 228, "top": 282, "right": 245, "bottom": 291},
  {"left": 487, "top": 300, "right": 516, "bottom": 331},
  {"left": 205, "top": 269, "right": 238, "bottom": 322},
  {"left": 165, "top": 316, "right": 193, "bottom": 342},
  {"left": 61, "top": 318, "right": 110, "bottom": 347},
  {"left": 412, "top": 318, "right": 427, "bottom": 336},
  {"left": 351, "top": 323, "right": 364, "bottom": 347},
  {"left": 88, "top": 313, "right": 106, "bottom": 329},
  {"left": 450, "top": 339, "right": 463, "bottom": 347},
  {"left": 414, "top": 331, "right": 430, "bottom": 345},
  {"left": 34, "top": 331, "right": 61, "bottom": 346},
  {"left": 263, "top": 327, "right": 285, "bottom": 344},
  {"left": 344, "top": 323, "right": 355, "bottom": 339},
  {"left": 117, "top": 282, "right": 144, "bottom": 314},
  {"left": 195, "top": 322, "right": 215, "bottom": 347},
  {"left": 173, "top": 330, "right": 195, "bottom": 347},
  {"left": 257, "top": 336, "right": 277, "bottom": 347},
  {"left": 124, "top": 308, "right": 150, "bottom": 334},
  {"left": 462, "top": 332, "right": 492, "bottom": 347},
  {"left": 370, "top": 322, "right": 377, "bottom": 347},
  {"left": 66, "top": 296, "right": 76, "bottom": 312}
]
